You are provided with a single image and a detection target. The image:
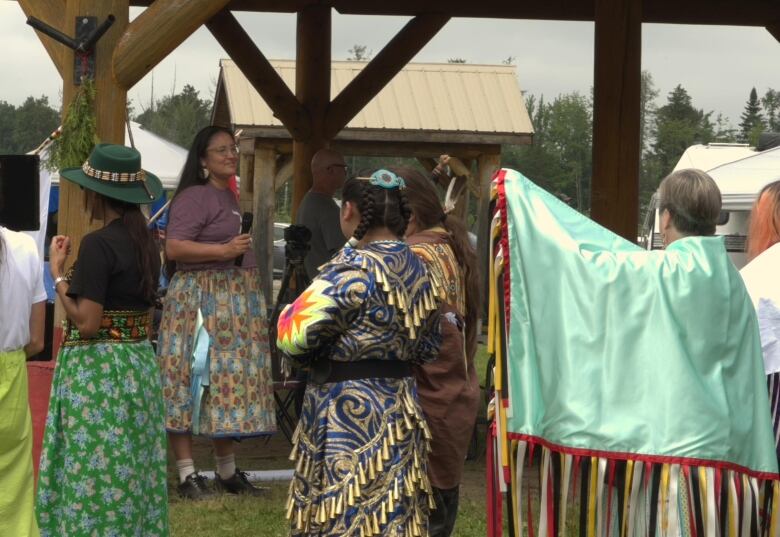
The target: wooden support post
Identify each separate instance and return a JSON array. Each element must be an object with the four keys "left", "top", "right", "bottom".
[
  {"left": 476, "top": 153, "right": 501, "bottom": 317},
  {"left": 206, "top": 10, "right": 311, "bottom": 140},
  {"left": 113, "top": 0, "right": 231, "bottom": 89},
  {"left": 55, "top": 0, "right": 129, "bottom": 327},
  {"left": 591, "top": 0, "right": 642, "bottom": 241},
  {"left": 325, "top": 13, "right": 450, "bottom": 139},
  {"left": 274, "top": 155, "right": 294, "bottom": 192},
  {"left": 239, "top": 149, "right": 255, "bottom": 214},
  {"left": 291, "top": 4, "right": 331, "bottom": 219},
  {"left": 18, "top": 0, "right": 67, "bottom": 78},
  {"left": 253, "top": 145, "right": 276, "bottom": 307}
]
